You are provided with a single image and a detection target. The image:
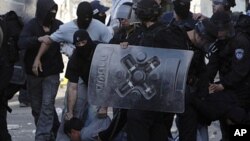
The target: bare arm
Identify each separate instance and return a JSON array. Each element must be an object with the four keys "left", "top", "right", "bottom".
[
  {"left": 32, "top": 36, "right": 53, "bottom": 75},
  {"left": 65, "top": 82, "right": 78, "bottom": 120}
]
